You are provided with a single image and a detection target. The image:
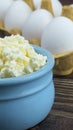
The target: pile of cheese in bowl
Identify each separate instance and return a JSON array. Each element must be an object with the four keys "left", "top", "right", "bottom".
[{"left": 0, "top": 34, "right": 47, "bottom": 78}]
